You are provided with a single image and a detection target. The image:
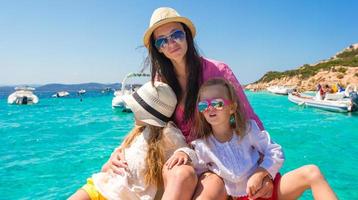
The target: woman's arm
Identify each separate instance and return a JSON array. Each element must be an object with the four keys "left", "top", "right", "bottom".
[
  {"left": 101, "top": 147, "right": 128, "bottom": 174},
  {"left": 219, "top": 63, "right": 264, "bottom": 130}
]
